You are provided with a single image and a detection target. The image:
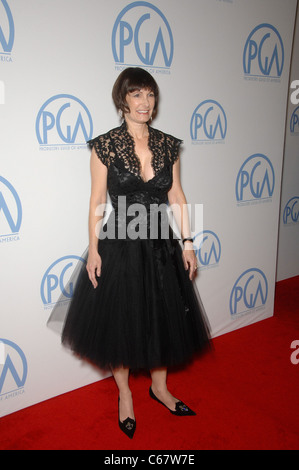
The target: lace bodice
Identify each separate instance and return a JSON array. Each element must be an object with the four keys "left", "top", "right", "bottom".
[
  {"left": 88, "top": 122, "right": 182, "bottom": 239},
  {"left": 88, "top": 121, "right": 182, "bottom": 181}
]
